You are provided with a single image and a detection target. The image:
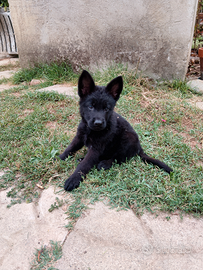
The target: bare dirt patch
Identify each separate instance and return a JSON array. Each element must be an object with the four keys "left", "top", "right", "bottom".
[
  {"left": 46, "top": 121, "right": 58, "bottom": 130},
  {"left": 140, "top": 99, "right": 150, "bottom": 108},
  {"left": 168, "top": 125, "right": 202, "bottom": 150},
  {"left": 187, "top": 95, "right": 203, "bottom": 105},
  {"left": 18, "top": 109, "right": 34, "bottom": 119},
  {"left": 65, "top": 128, "right": 76, "bottom": 139},
  {"left": 130, "top": 118, "right": 141, "bottom": 125},
  {"left": 45, "top": 121, "right": 76, "bottom": 139},
  {"left": 46, "top": 101, "right": 72, "bottom": 114},
  {"left": 23, "top": 109, "right": 34, "bottom": 115},
  {"left": 12, "top": 92, "right": 22, "bottom": 98},
  {"left": 179, "top": 132, "right": 202, "bottom": 149},
  {"left": 181, "top": 117, "right": 194, "bottom": 131},
  {"left": 67, "top": 114, "right": 76, "bottom": 121}
]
